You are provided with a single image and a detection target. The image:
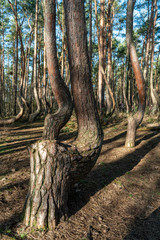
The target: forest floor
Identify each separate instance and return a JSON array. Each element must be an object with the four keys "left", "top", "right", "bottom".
[{"left": 0, "top": 114, "right": 160, "bottom": 240}]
